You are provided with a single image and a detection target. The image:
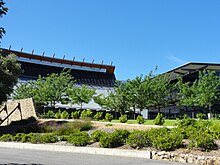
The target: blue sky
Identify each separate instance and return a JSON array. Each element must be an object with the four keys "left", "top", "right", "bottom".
[{"left": 1, "top": 0, "right": 220, "bottom": 80}]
